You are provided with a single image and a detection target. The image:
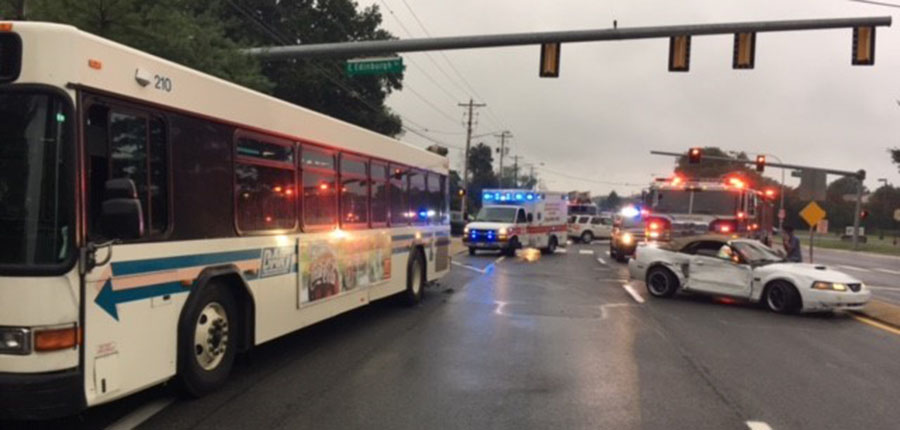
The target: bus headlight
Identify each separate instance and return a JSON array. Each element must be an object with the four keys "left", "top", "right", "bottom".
[{"left": 0, "top": 327, "right": 31, "bottom": 355}]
